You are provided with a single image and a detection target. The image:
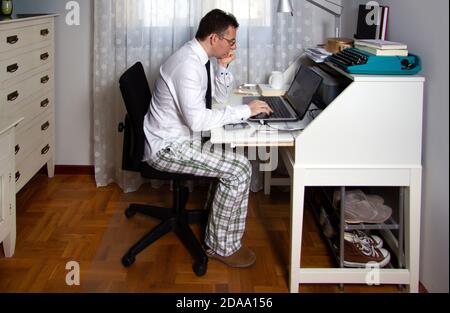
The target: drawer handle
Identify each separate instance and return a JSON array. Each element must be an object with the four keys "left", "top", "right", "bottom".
[
  {"left": 7, "top": 91, "right": 19, "bottom": 102},
  {"left": 40, "top": 29, "right": 50, "bottom": 36},
  {"left": 41, "top": 121, "right": 50, "bottom": 131},
  {"left": 41, "top": 144, "right": 50, "bottom": 155},
  {"left": 7, "top": 63, "right": 19, "bottom": 73},
  {"left": 7, "top": 35, "right": 19, "bottom": 44},
  {"left": 15, "top": 144, "right": 20, "bottom": 155},
  {"left": 41, "top": 75, "right": 50, "bottom": 84},
  {"left": 40, "top": 52, "right": 49, "bottom": 60},
  {"left": 15, "top": 171, "right": 21, "bottom": 182},
  {"left": 41, "top": 98, "right": 50, "bottom": 108}
]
